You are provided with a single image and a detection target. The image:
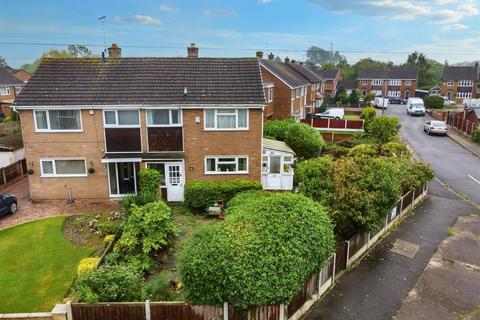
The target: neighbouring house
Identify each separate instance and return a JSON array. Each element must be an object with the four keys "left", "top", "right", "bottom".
[
  {"left": 261, "top": 138, "right": 295, "bottom": 191},
  {"left": 14, "top": 43, "right": 271, "bottom": 202},
  {"left": 313, "top": 69, "right": 342, "bottom": 98},
  {"left": 0, "top": 66, "right": 25, "bottom": 104},
  {"left": 441, "top": 63, "right": 480, "bottom": 101},
  {"left": 0, "top": 133, "right": 26, "bottom": 186},
  {"left": 429, "top": 85, "right": 441, "bottom": 96},
  {"left": 357, "top": 66, "right": 418, "bottom": 99},
  {"left": 259, "top": 54, "right": 311, "bottom": 121},
  {"left": 284, "top": 60, "right": 323, "bottom": 113},
  {"left": 337, "top": 79, "right": 359, "bottom": 95}
]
